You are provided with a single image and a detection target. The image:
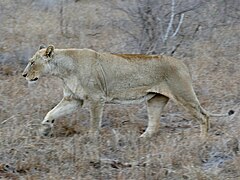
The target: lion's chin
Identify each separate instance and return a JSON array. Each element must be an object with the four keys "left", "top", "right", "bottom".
[
  {"left": 26, "top": 77, "right": 39, "bottom": 85},
  {"left": 30, "top": 77, "right": 39, "bottom": 81}
]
